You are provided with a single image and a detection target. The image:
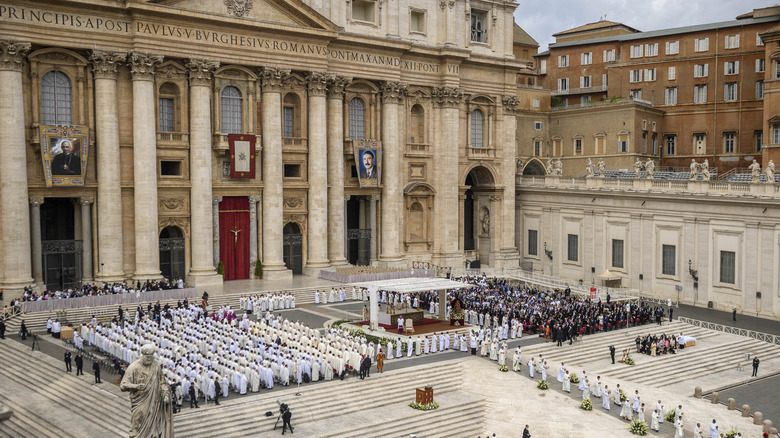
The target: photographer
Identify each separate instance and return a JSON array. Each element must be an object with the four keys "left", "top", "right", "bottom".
[{"left": 280, "top": 403, "right": 293, "bottom": 435}]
